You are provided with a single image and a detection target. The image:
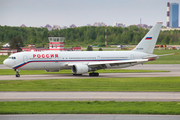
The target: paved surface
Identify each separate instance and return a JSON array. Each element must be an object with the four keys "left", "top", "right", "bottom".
[
  {"left": 1, "top": 64, "right": 180, "bottom": 71},
  {"left": 0, "top": 64, "right": 10, "bottom": 69},
  {"left": 0, "top": 114, "right": 180, "bottom": 120},
  {"left": 0, "top": 64, "right": 180, "bottom": 80},
  {"left": 1, "top": 92, "right": 180, "bottom": 101},
  {"left": 1, "top": 72, "right": 180, "bottom": 80},
  {"left": 123, "top": 64, "right": 180, "bottom": 72}
]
